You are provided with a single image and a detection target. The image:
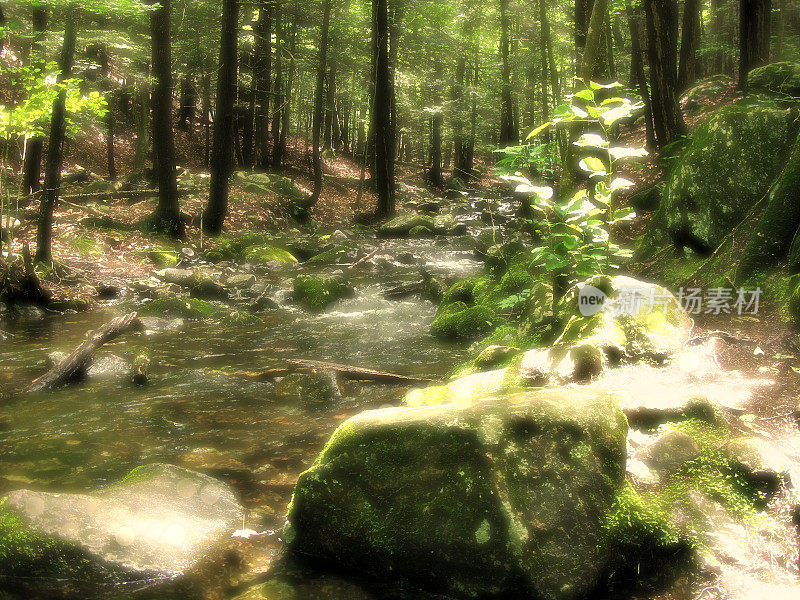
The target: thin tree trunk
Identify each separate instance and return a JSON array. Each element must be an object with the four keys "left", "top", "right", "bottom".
[
  {"left": 324, "top": 55, "right": 336, "bottom": 149},
  {"left": 254, "top": 0, "right": 272, "bottom": 169},
  {"left": 373, "top": 0, "right": 395, "bottom": 217},
  {"left": 738, "top": 0, "right": 771, "bottom": 89},
  {"left": 201, "top": 68, "right": 211, "bottom": 168},
  {"left": 205, "top": 0, "right": 239, "bottom": 235},
  {"left": 309, "top": 0, "right": 333, "bottom": 207},
  {"left": 678, "top": 0, "right": 700, "bottom": 91},
  {"left": 22, "top": 7, "right": 47, "bottom": 196},
  {"left": 629, "top": 8, "right": 657, "bottom": 152},
  {"left": 279, "top": 5, "right": 297, "bottom": 167},
  {"left": 270, "top": 1, "right": 283, "bottom": 166},
  {"left": 36, "top": 9, "right": 77, "bottom": 263},
  {"left": 498, "top": 0, "right": 517, "bottom": 146},
  {"left": 539, "top": 0, "right": 551, "bottom": 143},
  {"left": 147, "top": 0, "right": 183, "bottom": 237},
  {"left": 99, "top": 46, "right": 117, "bottom": 180}
]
